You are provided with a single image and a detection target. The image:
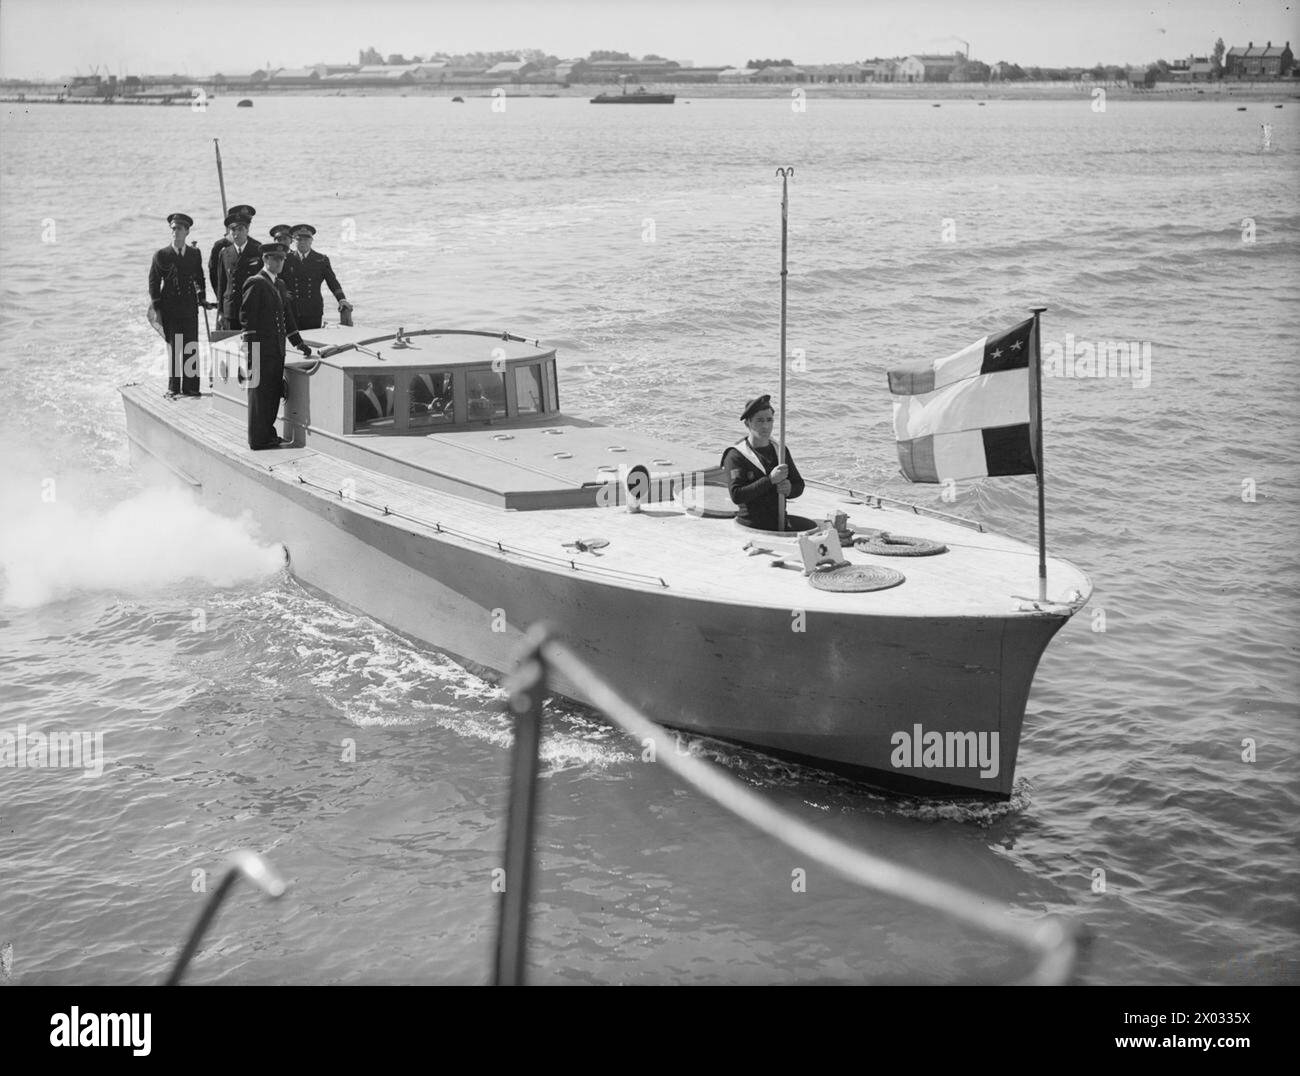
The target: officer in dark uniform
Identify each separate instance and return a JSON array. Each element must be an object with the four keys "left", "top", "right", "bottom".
[
  {"left": 218, "top": 210, "right": 263, "bottom": 330},
  {"left": 721, "top": 394, "right": 805, "bottom": 531},
  {"left": 148, "top": 212, "right": 213, "bottom": 396},
  {"left": 239, "top": 242, "right": 311, "bottom": 449},
  {"left": 208, "top": 203, "right": 256, "bottom": 300},
  {"left": 288, "top": 224, "right": 352, "bottom": 330},
  {"left": 268, "top": 224, "right": 299, "bottom": 302}
]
